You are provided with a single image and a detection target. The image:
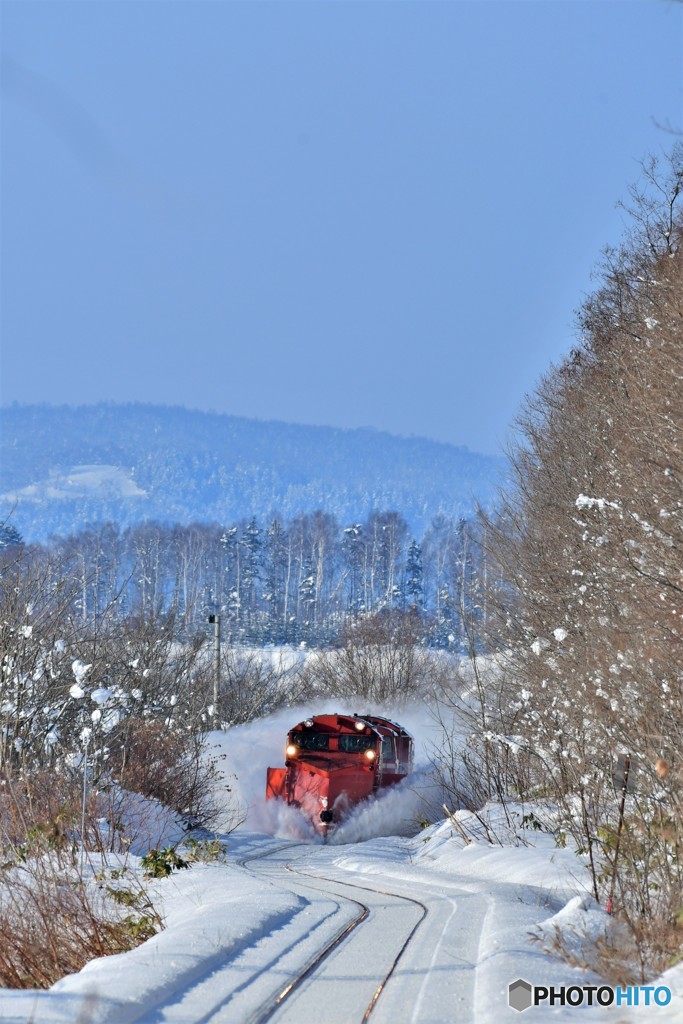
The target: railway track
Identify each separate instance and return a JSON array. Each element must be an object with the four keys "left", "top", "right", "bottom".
[
  {"left": 240, "top": 841, "right": 429, "bottom": 1024},
  {"left": 119, "top": 835, "right": 464, "bottom": 1024}
]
